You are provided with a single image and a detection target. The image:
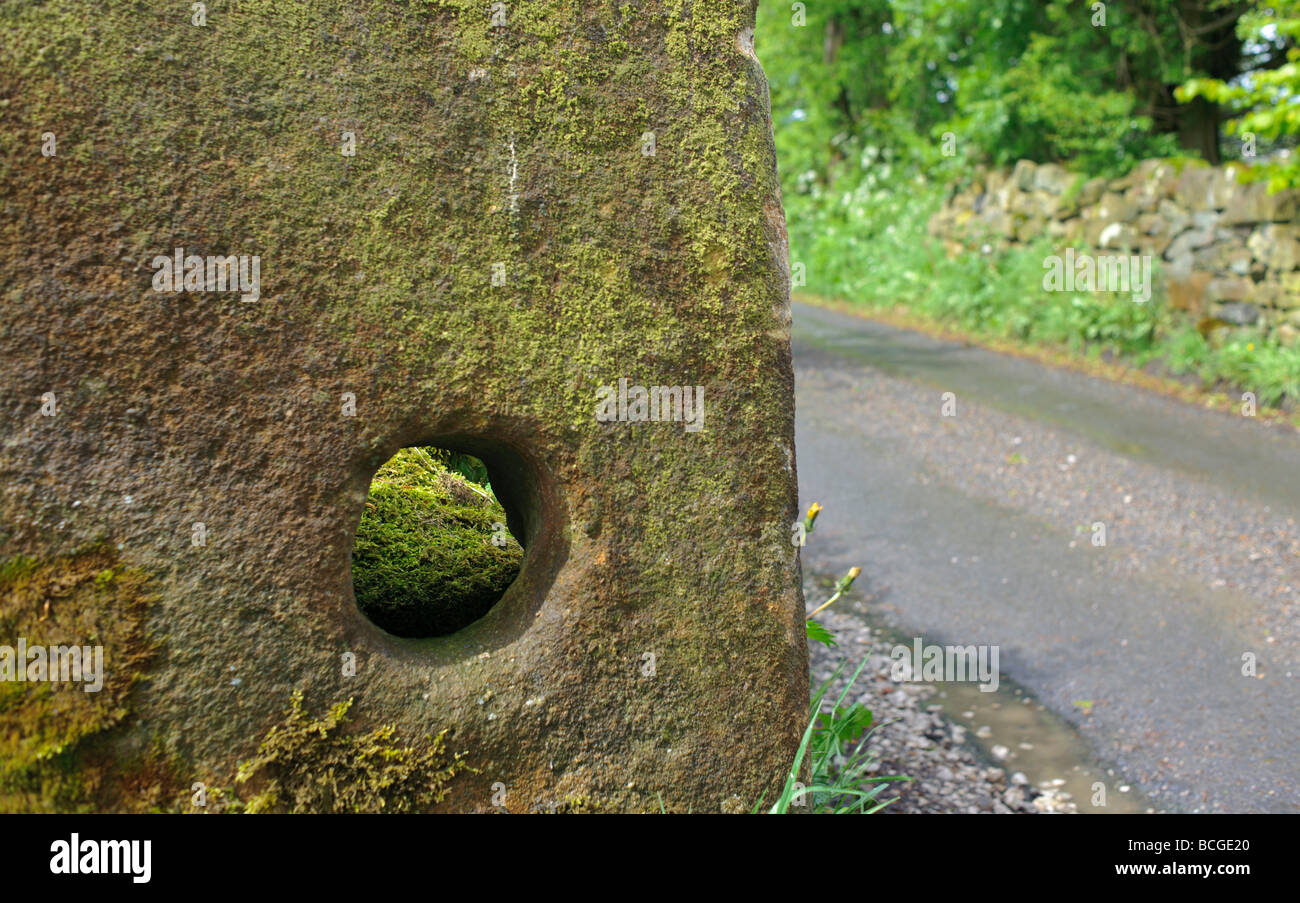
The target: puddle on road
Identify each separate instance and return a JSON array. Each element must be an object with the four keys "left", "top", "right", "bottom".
[
  {"left": 850, "top": 605, "right": 1158, "bottom": 814},
  {"left": 932, "top": 673, "right": 1156, "bottom": 814}
]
